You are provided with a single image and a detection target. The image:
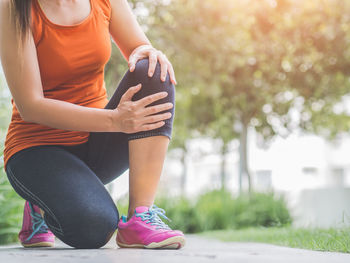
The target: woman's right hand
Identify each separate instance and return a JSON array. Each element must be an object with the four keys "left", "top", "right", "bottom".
[{"left": 111, "top": 83, "right": 173, "bottom": 133}]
